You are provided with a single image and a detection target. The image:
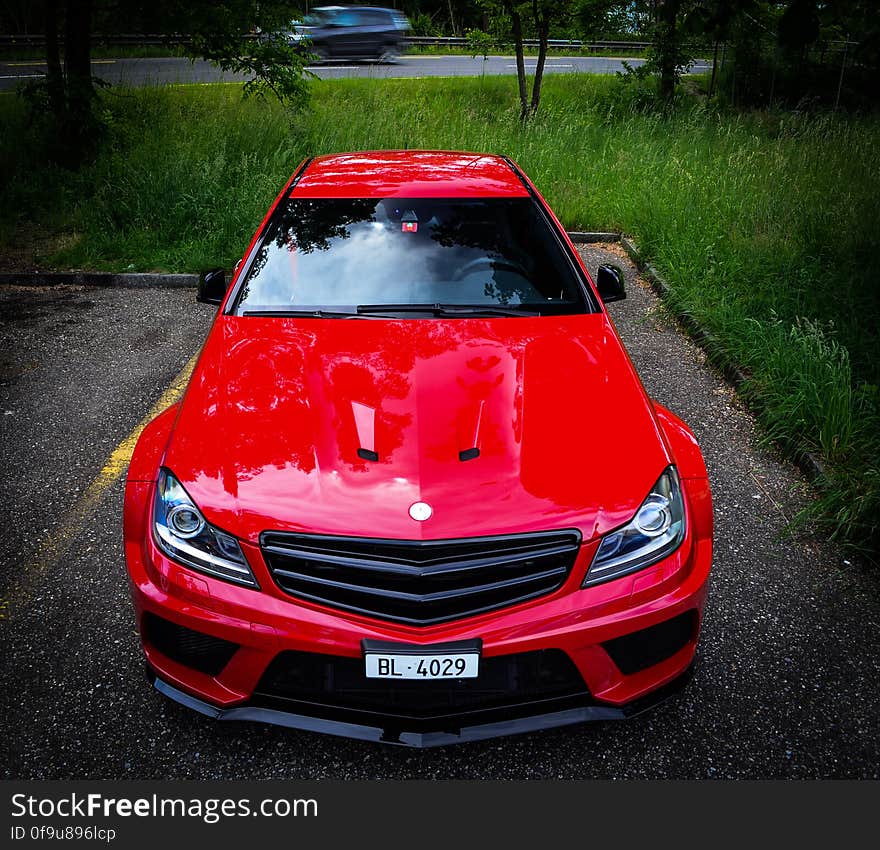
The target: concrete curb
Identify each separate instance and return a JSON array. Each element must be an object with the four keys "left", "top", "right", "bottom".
[
  {"left": 0, "top": 272, "right": 199, "bottom": 288},
  {"left": 567, "top": 231, "right": 622, "bottom": 244},
  {"left": 618, "top": 235, "right": 826, "bottom": 483}
]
